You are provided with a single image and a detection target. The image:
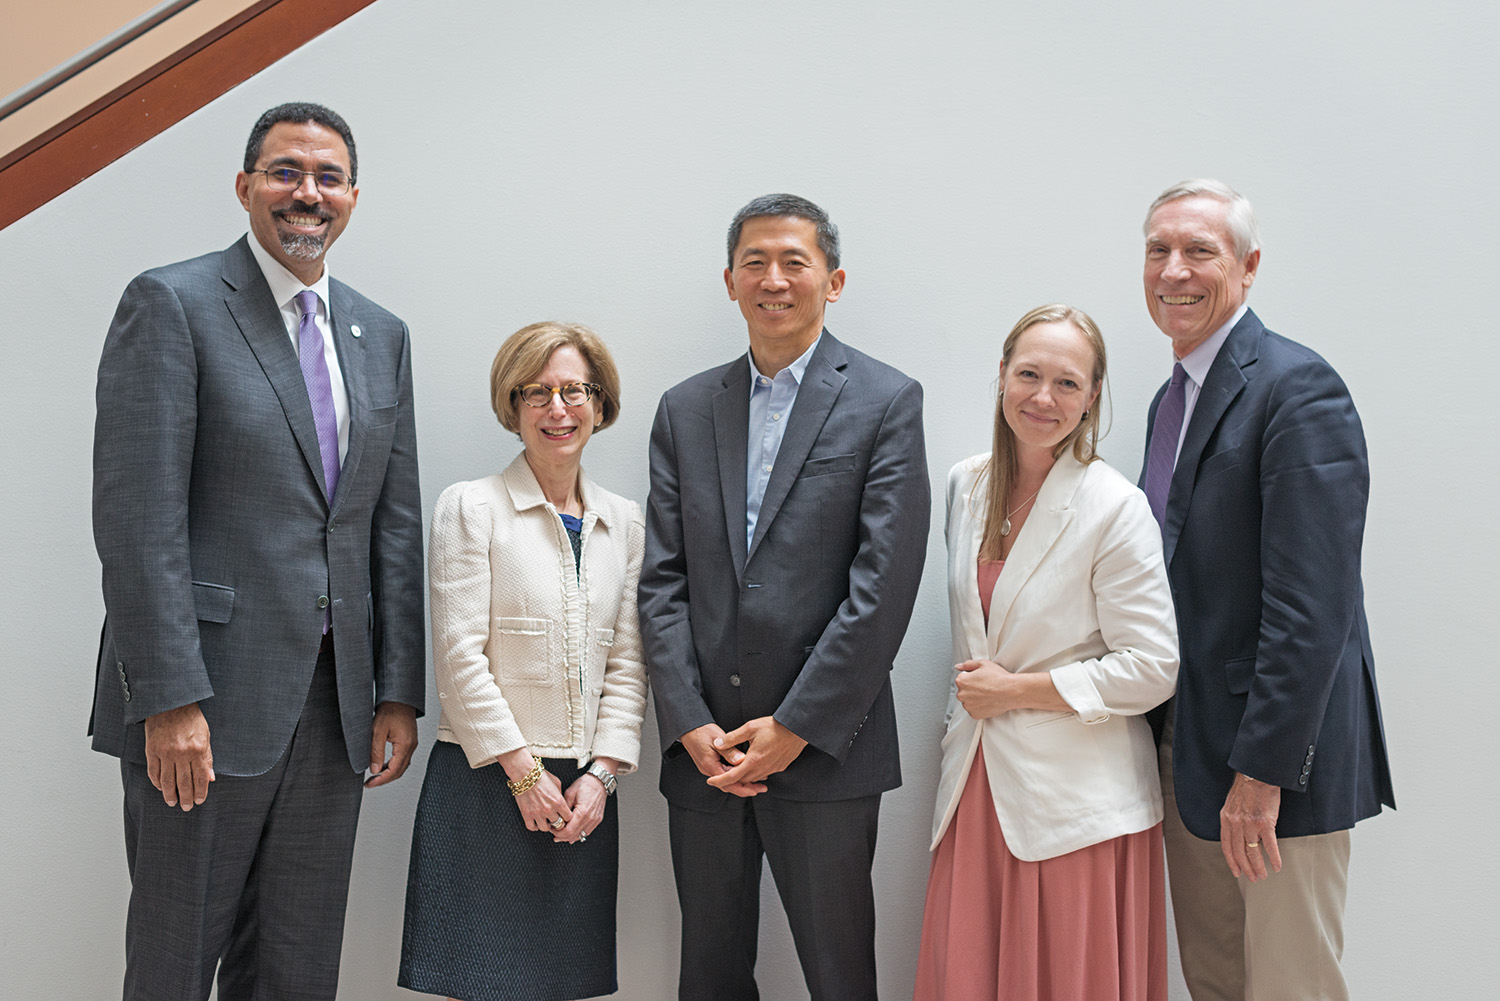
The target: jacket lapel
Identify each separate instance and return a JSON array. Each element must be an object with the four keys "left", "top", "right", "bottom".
[
  {"left": 221, "top": 237, "right": 329, "bottom": 505},
  {"left": 950, "top": 462, "right": 991, "bottom": 660},
  {"left": 747, "top": 333, "right": 847, "bottom": 562},
  {"left": 1161, "top": 310, "right": 1259, "bottom": 566},
  {"left": 327, "top": 279, "right": 365, "bottom": 518},
  {"left": 985, "top": 454, "right": 1085, "bottom": 648},
  {"left": 712, "top": 355, "right": 751, "bottom": 576}
]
